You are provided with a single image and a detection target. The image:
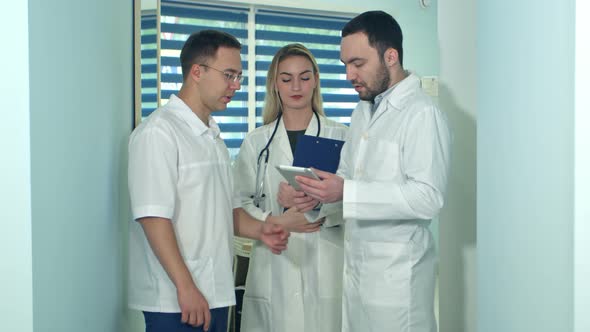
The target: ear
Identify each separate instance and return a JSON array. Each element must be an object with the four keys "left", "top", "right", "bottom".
[
  {"left": 383, "top": 48, "right": 399, "bottom": 67},
  {"left": 189, "top": 63, "right": 202, "bottom": 82}
]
